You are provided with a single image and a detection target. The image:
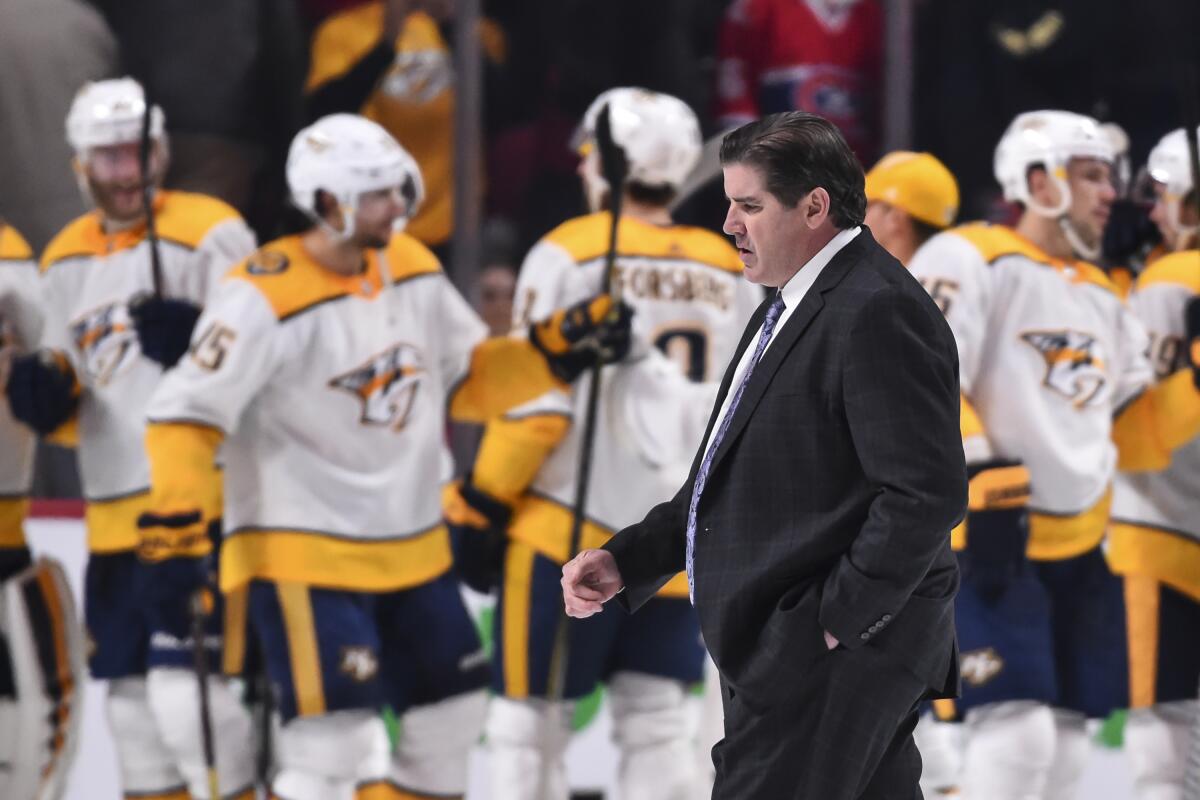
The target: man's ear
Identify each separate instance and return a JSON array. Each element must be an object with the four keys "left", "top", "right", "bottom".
[
  {"left": 805, "top": 187, "right": 832, "bottom": 230},
  {"left": 315, "top": 189, "right": 346, "bottom": 232},
  {"left": 1026, "top": 166, "right": 1052, "bottom": 204}
]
